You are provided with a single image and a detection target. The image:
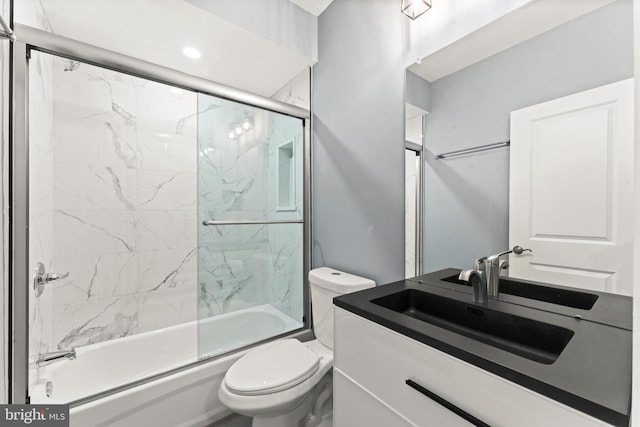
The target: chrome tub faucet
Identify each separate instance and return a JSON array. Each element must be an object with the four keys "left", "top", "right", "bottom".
[{"left": 36, "top": 349, "right": 76, "bottom": 367}]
